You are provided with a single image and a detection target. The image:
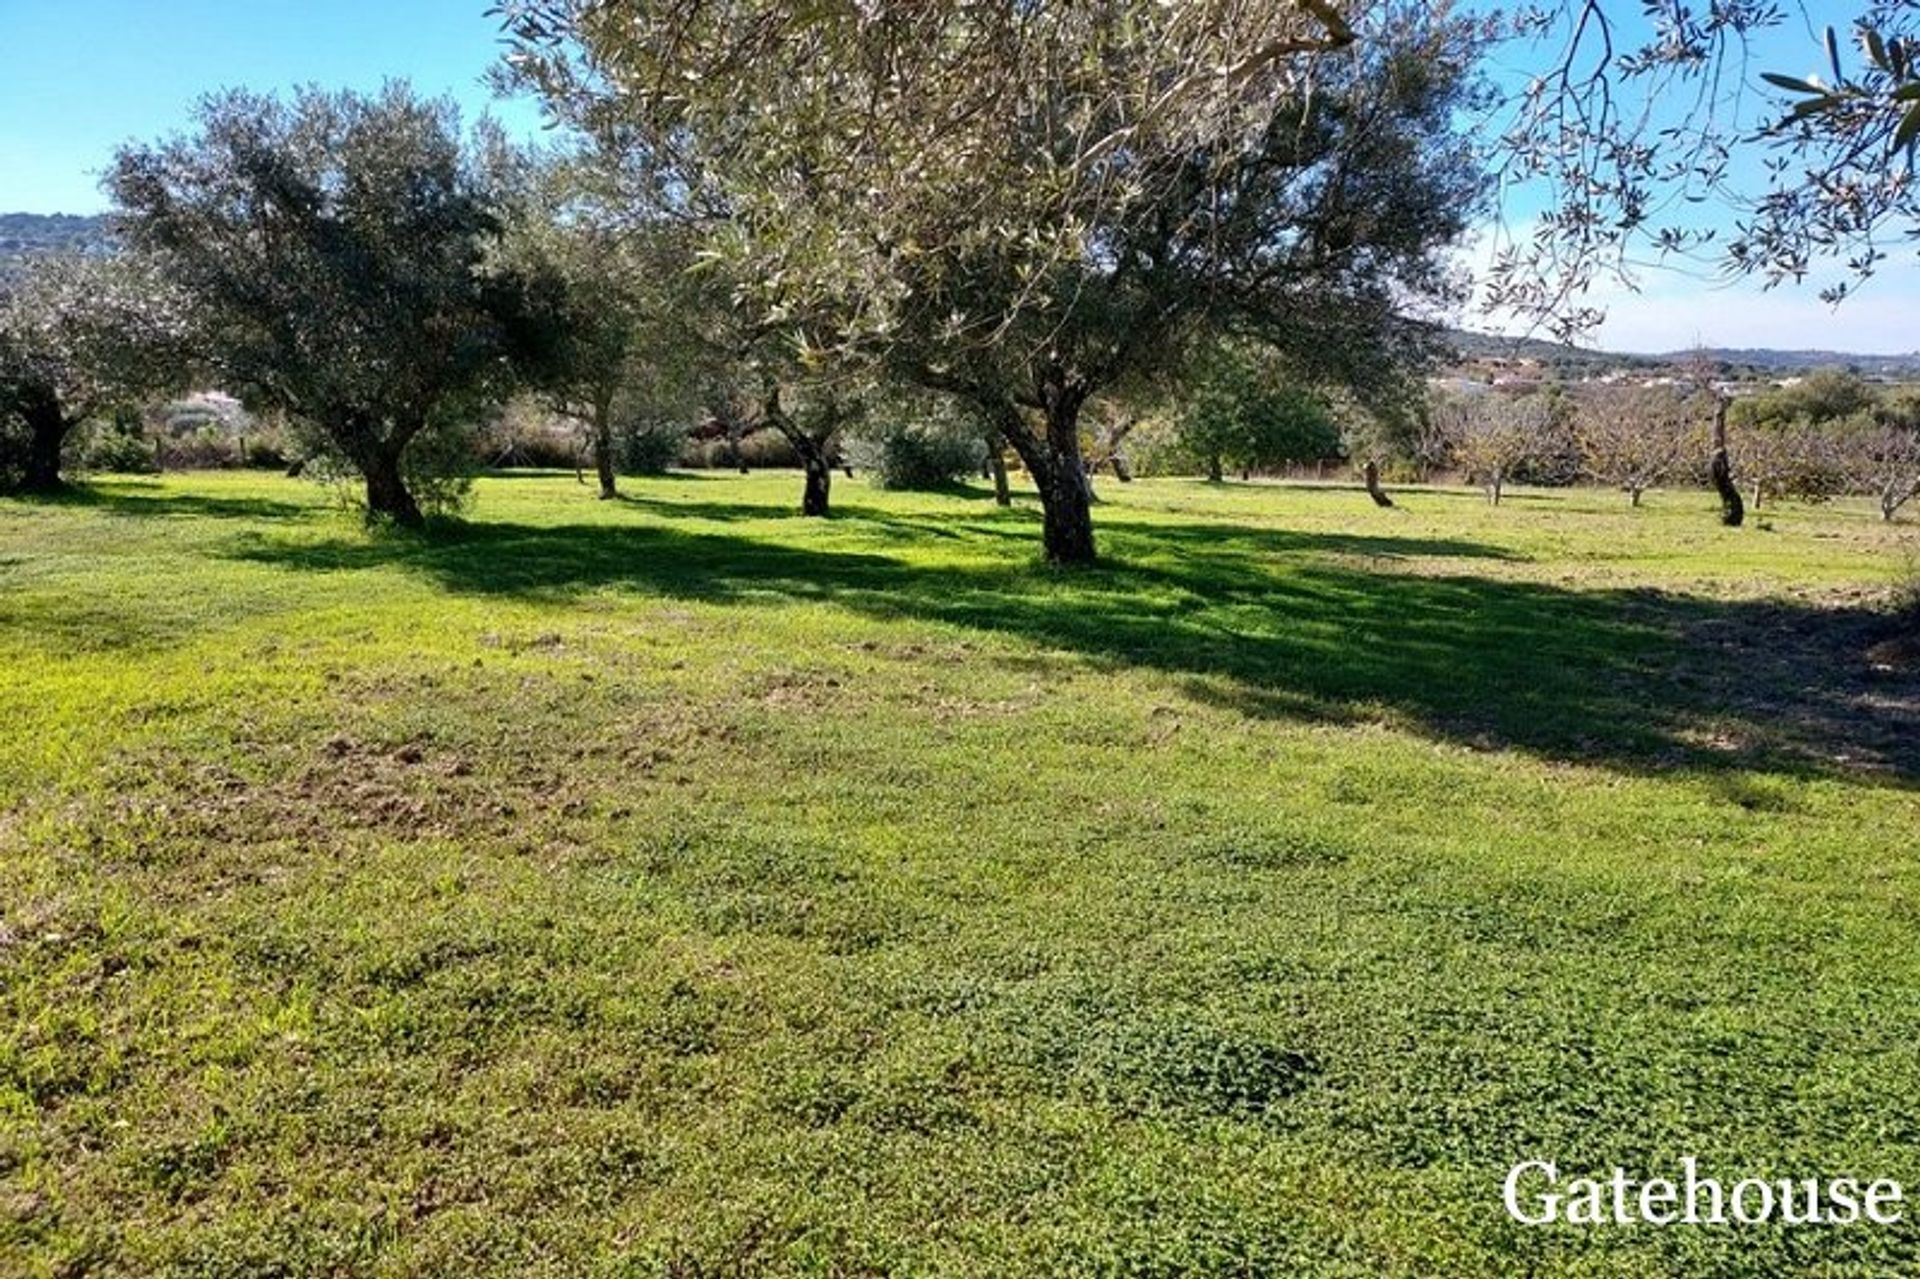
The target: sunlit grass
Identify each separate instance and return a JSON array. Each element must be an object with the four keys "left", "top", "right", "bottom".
[{"left": 2, "top": 469, "right": 1917, "bottom": 1276}]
